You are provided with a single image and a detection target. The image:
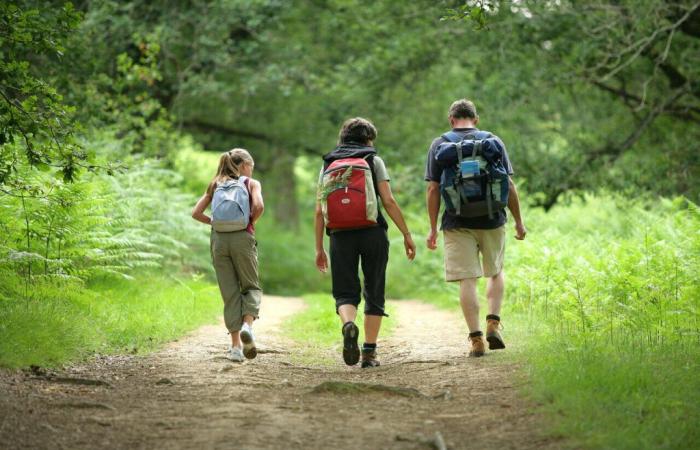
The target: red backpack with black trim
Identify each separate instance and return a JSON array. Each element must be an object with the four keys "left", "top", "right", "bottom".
[{"left": 319, "top": 148, "right": 379, "bottom": 230}]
